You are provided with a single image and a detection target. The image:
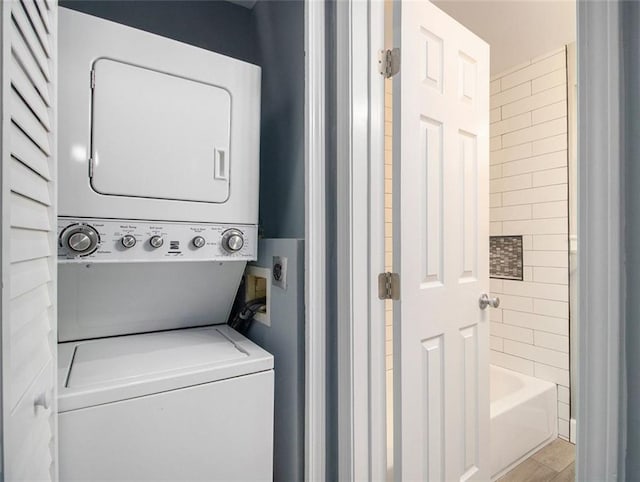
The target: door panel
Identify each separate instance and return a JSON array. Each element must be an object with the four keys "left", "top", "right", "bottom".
[
  {"left": 393, "top": 2, "right": 490, "bottom": 480},
  {"left": 91, "top": 59, "right": 232, "bottom": 204},
  {"left": 2, "top": 0, "right": 58, "bottom": 479}
]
